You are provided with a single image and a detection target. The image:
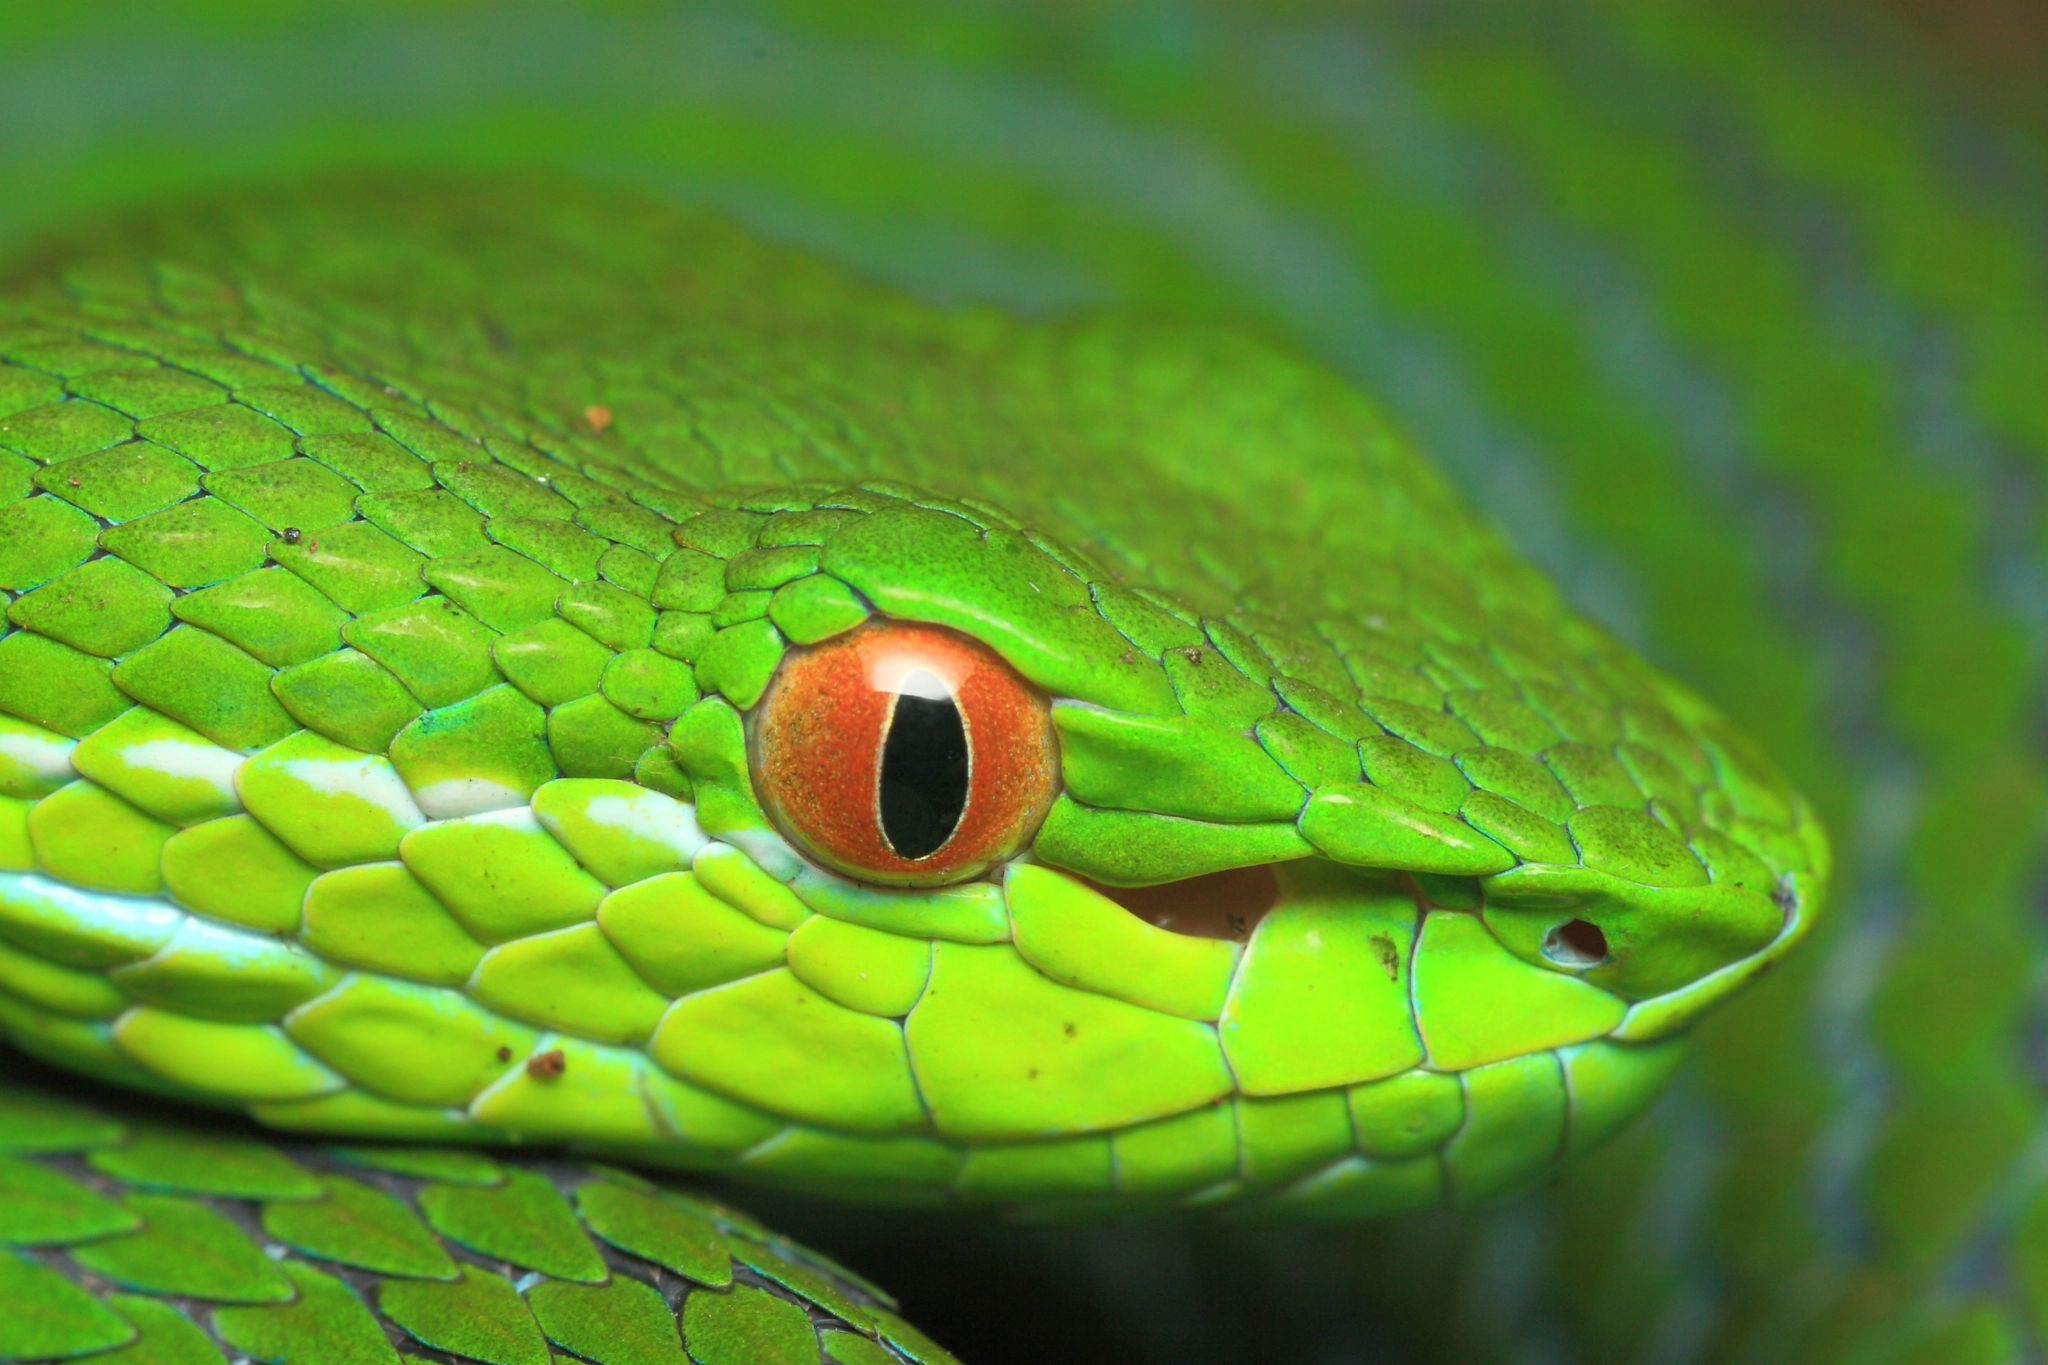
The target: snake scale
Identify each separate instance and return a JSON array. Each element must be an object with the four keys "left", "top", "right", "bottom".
[{"left": 0, "top": 3, "right": 2040, "bottom": 1364}]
